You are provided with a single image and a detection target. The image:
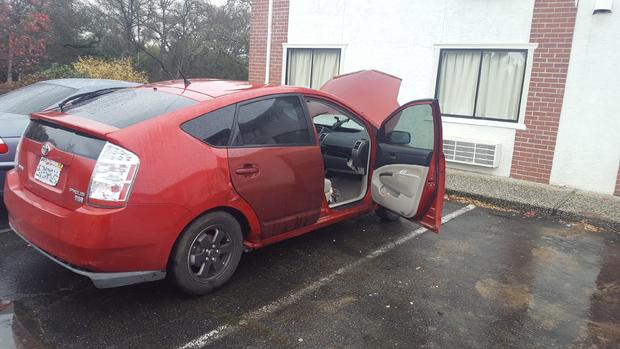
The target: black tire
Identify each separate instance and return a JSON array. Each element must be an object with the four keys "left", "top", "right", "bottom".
[
  {"left": 168, "top": 211, "right": 243, "bottom": 296},
  {"left": 375, "top": 206, "right": 400, "bottom": 222}
]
